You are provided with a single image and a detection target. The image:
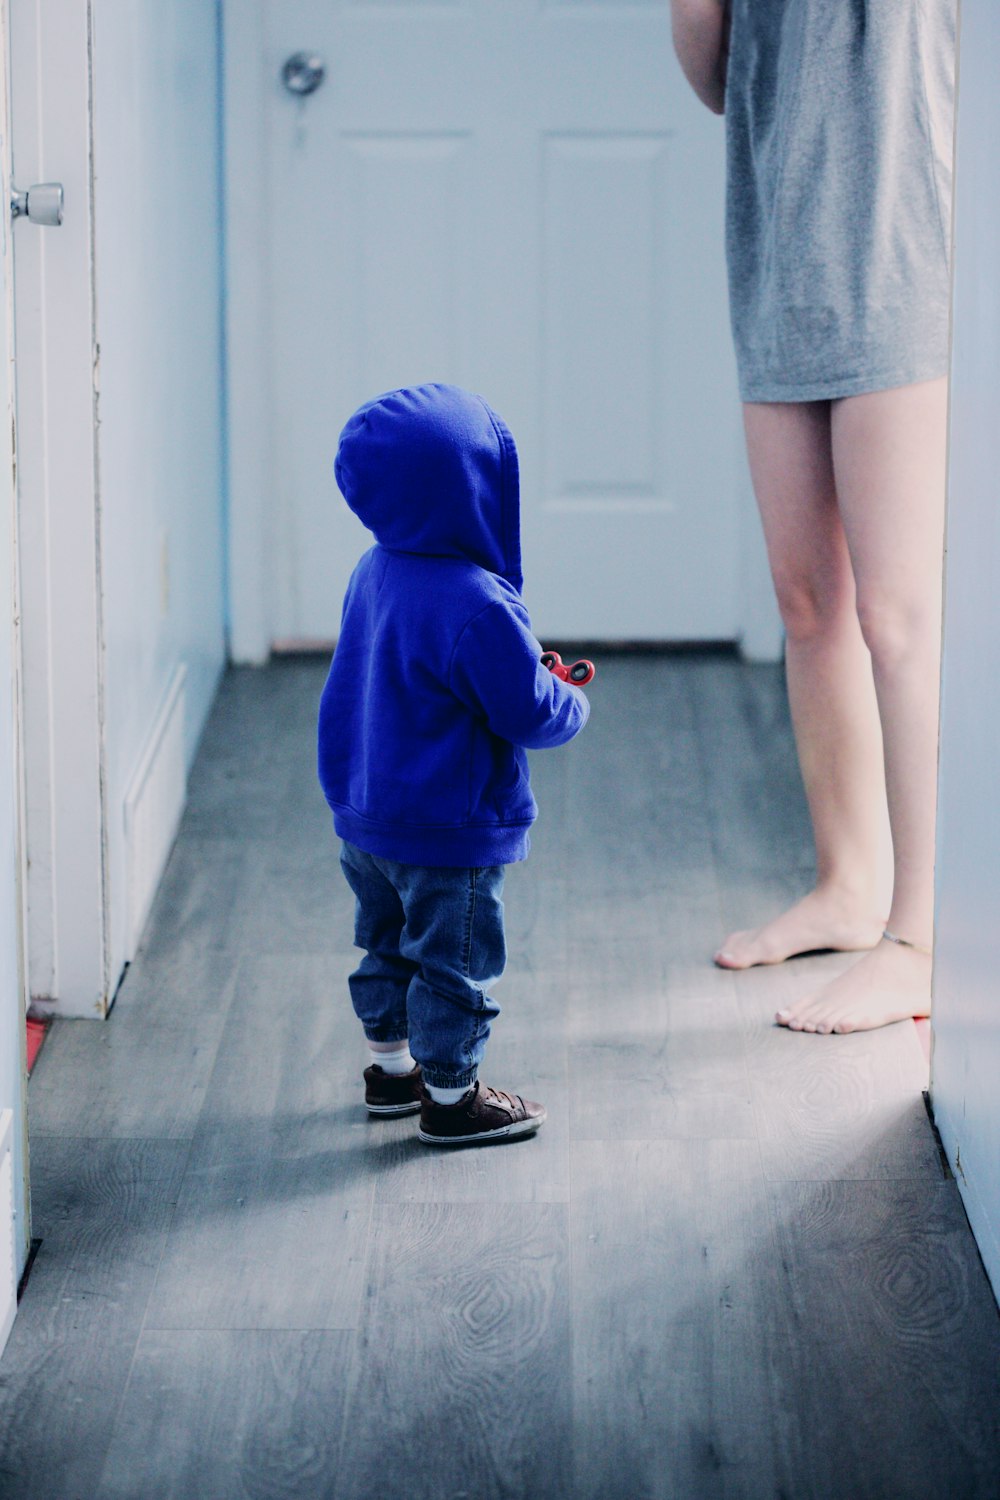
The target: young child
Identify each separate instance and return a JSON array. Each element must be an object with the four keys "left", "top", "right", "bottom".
[{"left": 318, "top": 383, "right": 590, "bottom": 1145}]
